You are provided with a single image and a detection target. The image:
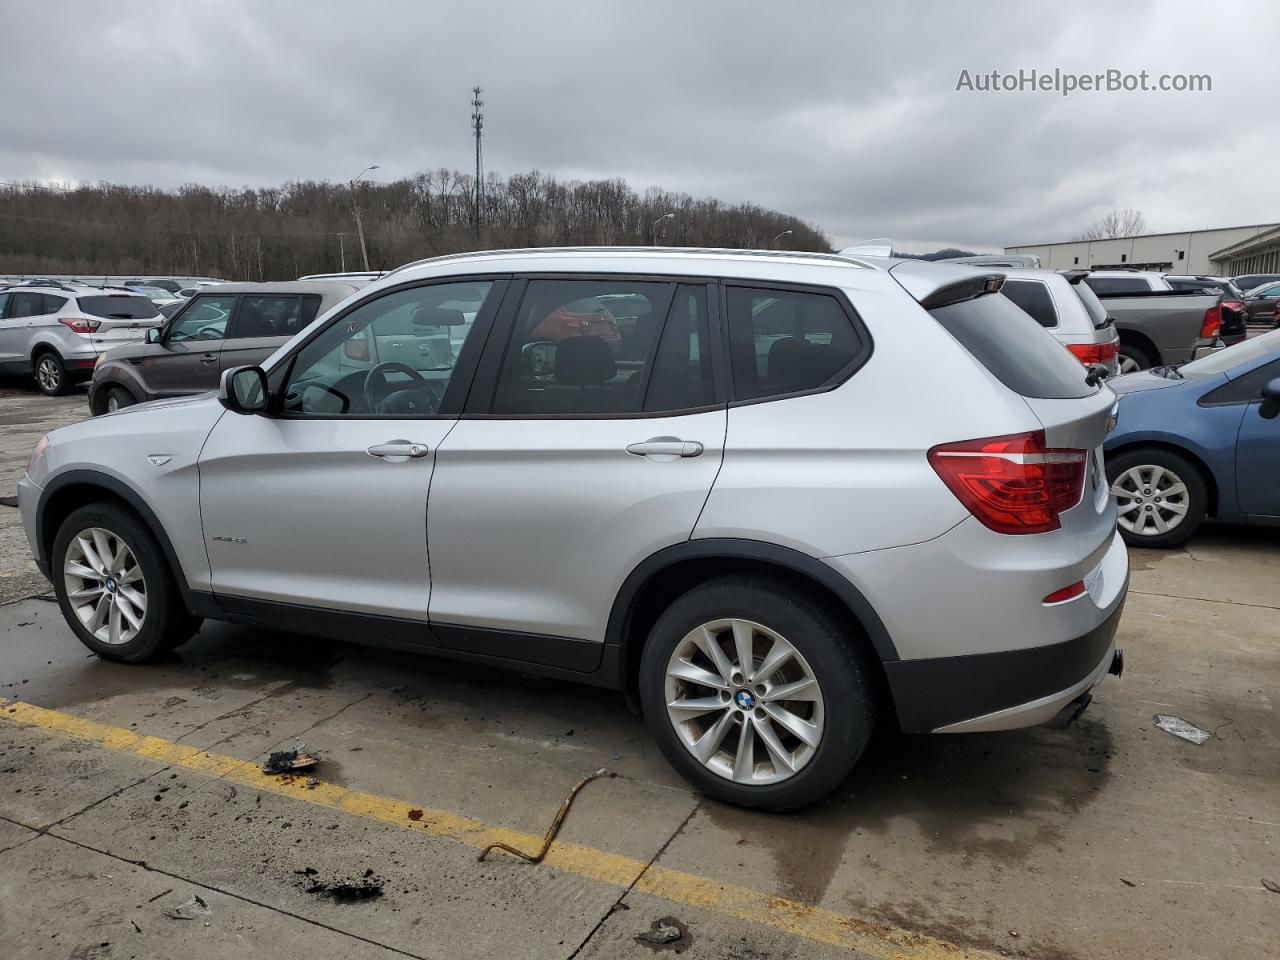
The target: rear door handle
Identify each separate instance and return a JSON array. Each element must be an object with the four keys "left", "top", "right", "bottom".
[
  {"left": 199, "top": 353, "right": 217, "bottom": 364},
  {"left": 626, "top": 437, "right": 704, "bottom": 458},
  {"left": 367, "top": 441, "right": 430, "bottom": 459}
]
